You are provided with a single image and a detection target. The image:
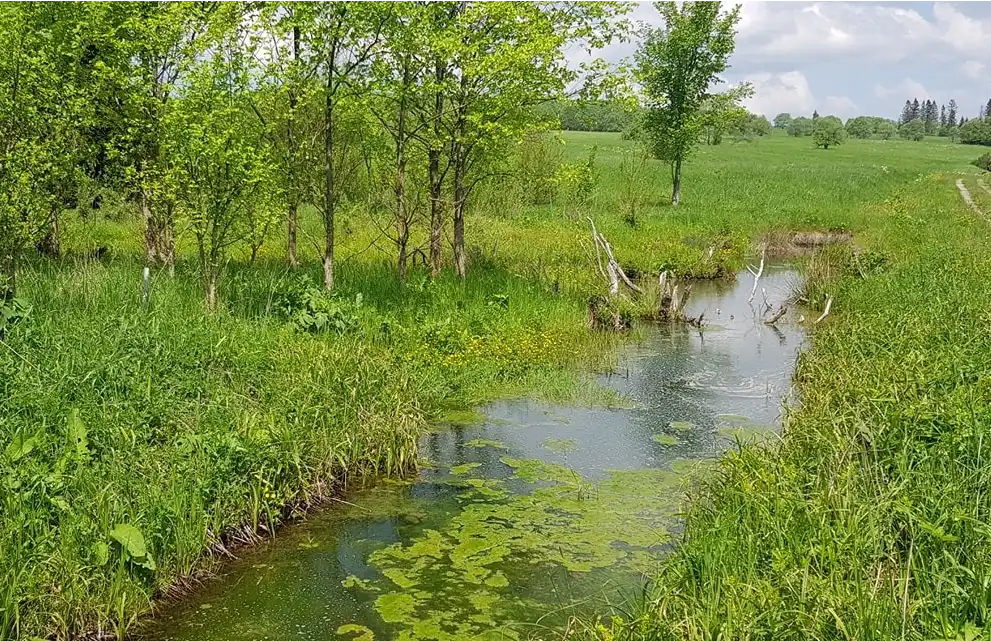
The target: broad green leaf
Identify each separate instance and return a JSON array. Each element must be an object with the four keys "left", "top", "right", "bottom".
[
  {"left": 92, "top": 542, "right": 109, "bottom": 567},
  {"left": 67, "top": 408, "right": 89, "bottom": 458},
  {"left": 110, "top": 523, "right": 148, "bottom": 560},
  {"left": 5, "top": 433, "right": 37, "bottom": 462}
]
